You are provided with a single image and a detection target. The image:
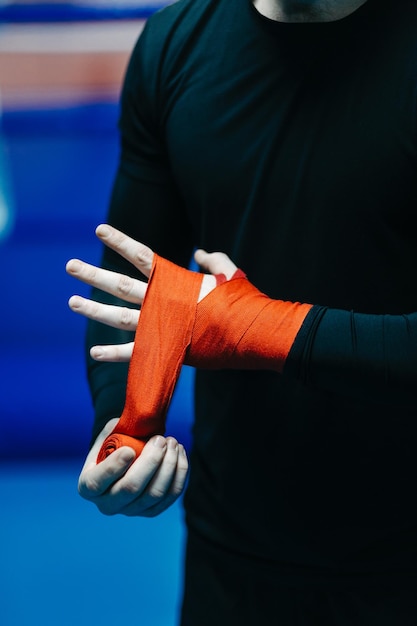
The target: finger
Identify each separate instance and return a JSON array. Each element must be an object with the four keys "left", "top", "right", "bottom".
[
  {"left": 78, "top": 418, "right": 137, "bottom": 500},
  {"left": 68, "top": 295, "right": 139, "bottom": 331},
  {"left": 126, "top": 437, "right": 182, "bottom": 513},
  {"left": 169, "top": 443, "right": 189, "bottom": 499},
  {"left": 82, "top": 417, "right": 119, "bottom": 470},
  {"left": 66, "top": 259, "right": 146, "bottom": 305},
  {"left": 194, "top": 249, "right": 238, "bottom": 279},
  {"left": 120, "top": 440, "right": 189, "bottom": 518},
  {"left": 96, "top": 224, "right": 154, "bottom": 279},
  {"left": 198, "top": 274, "right": 217, "bottom": 303},
  {"left": 98, "top": 436, "right": 169, "bottom": 515},
  {"left": 90, "top": 342, "right": 134, "bottom": 363},
  {"left": 79, "top": 446, "right": 137, "bottom": 500},
  {"left": 137, "top": 443, "right": 189, "bottom": 518}
]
